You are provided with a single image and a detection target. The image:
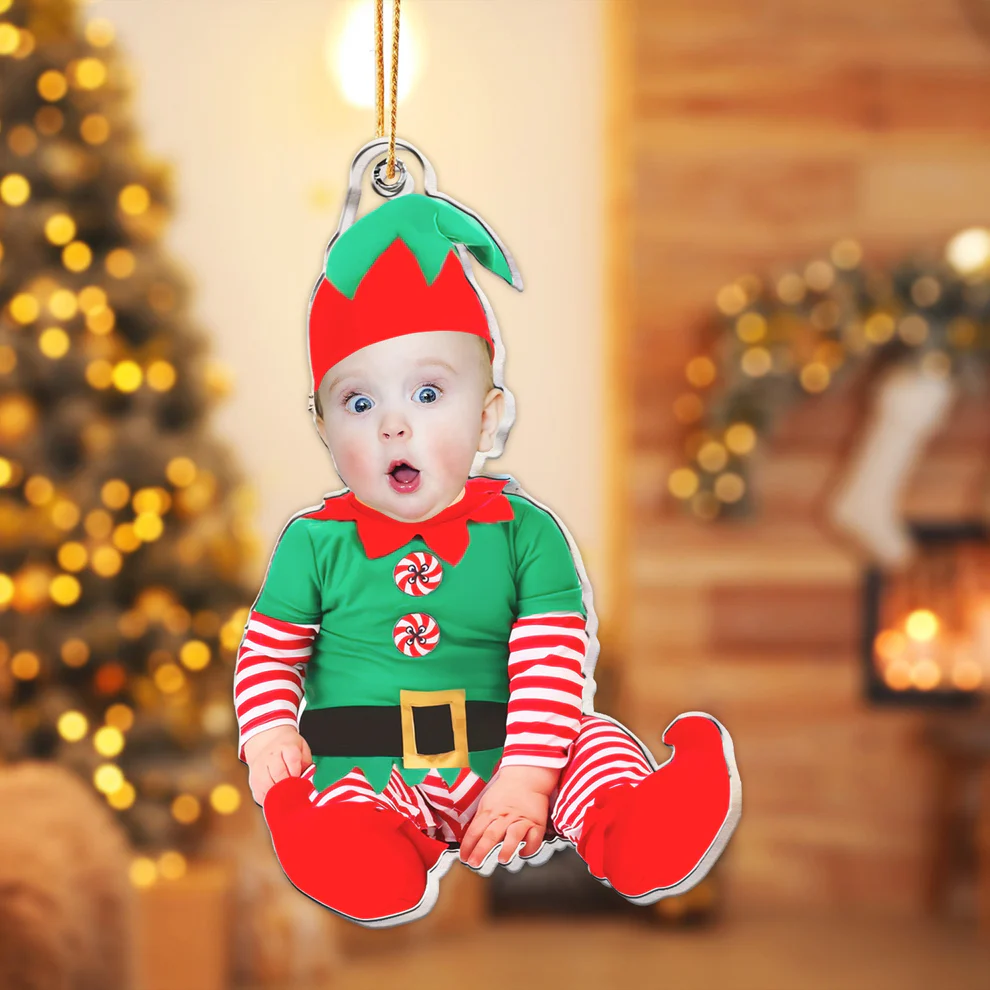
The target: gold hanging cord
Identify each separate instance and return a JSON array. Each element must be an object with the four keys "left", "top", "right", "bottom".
[{"left": 375, "top": 0, "right": 401, "bottom": 182}]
